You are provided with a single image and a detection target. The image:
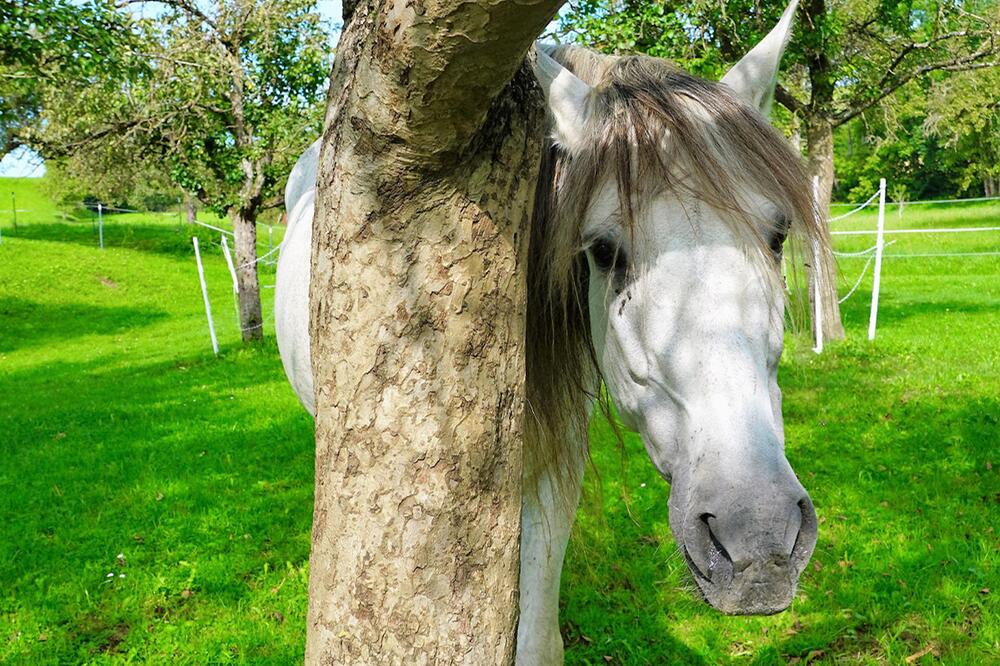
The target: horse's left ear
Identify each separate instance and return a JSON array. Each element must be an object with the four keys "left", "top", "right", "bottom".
[
  {"left": 532, "top": 45, "right": 595, "bottom": 154},
  {"left": 720, "top": 0, "right": 799, "bottom": 114}
]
